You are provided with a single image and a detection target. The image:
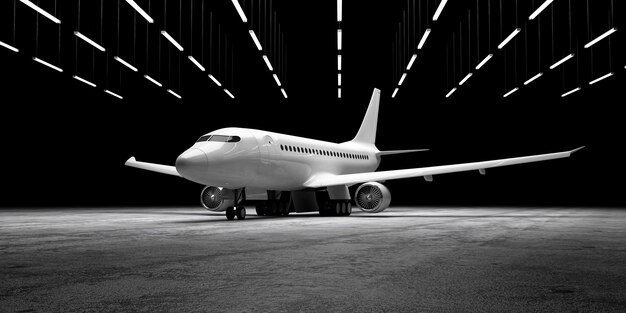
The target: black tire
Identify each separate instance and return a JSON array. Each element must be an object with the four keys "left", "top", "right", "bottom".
[
  {"left": 335, "top": 202, "right": 342, "bottom": 216},
  {"left": 226, "top": 207, "right": 235, "bottom": 220},
  {"left": 236, "top": 206, "right": 246, "bottom": 220},
  {"left": 346, "top": 202, "right": 352, "bottom": 216}
]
